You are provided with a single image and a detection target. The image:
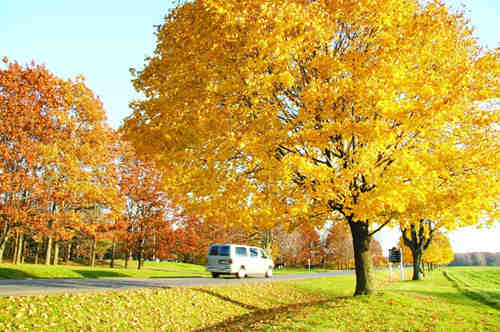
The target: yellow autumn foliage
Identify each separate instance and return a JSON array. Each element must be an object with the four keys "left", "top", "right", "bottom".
[{"left": 122, "top": 0, "right": 499, "bottom": 293}]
